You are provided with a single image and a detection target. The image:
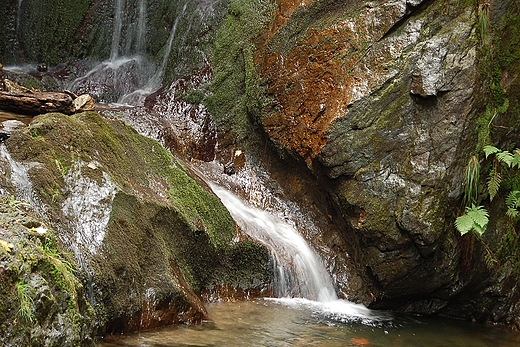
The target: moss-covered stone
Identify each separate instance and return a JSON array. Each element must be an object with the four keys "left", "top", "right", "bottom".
[
  {"left": 0, "top": 198, "right": 96, "bottom": 347},
  {"left": 204, "top": 0, "right": 275, "bottom": 144},
  {"left": 3, "top": 111, "right": 273, "bottom": 335}
]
